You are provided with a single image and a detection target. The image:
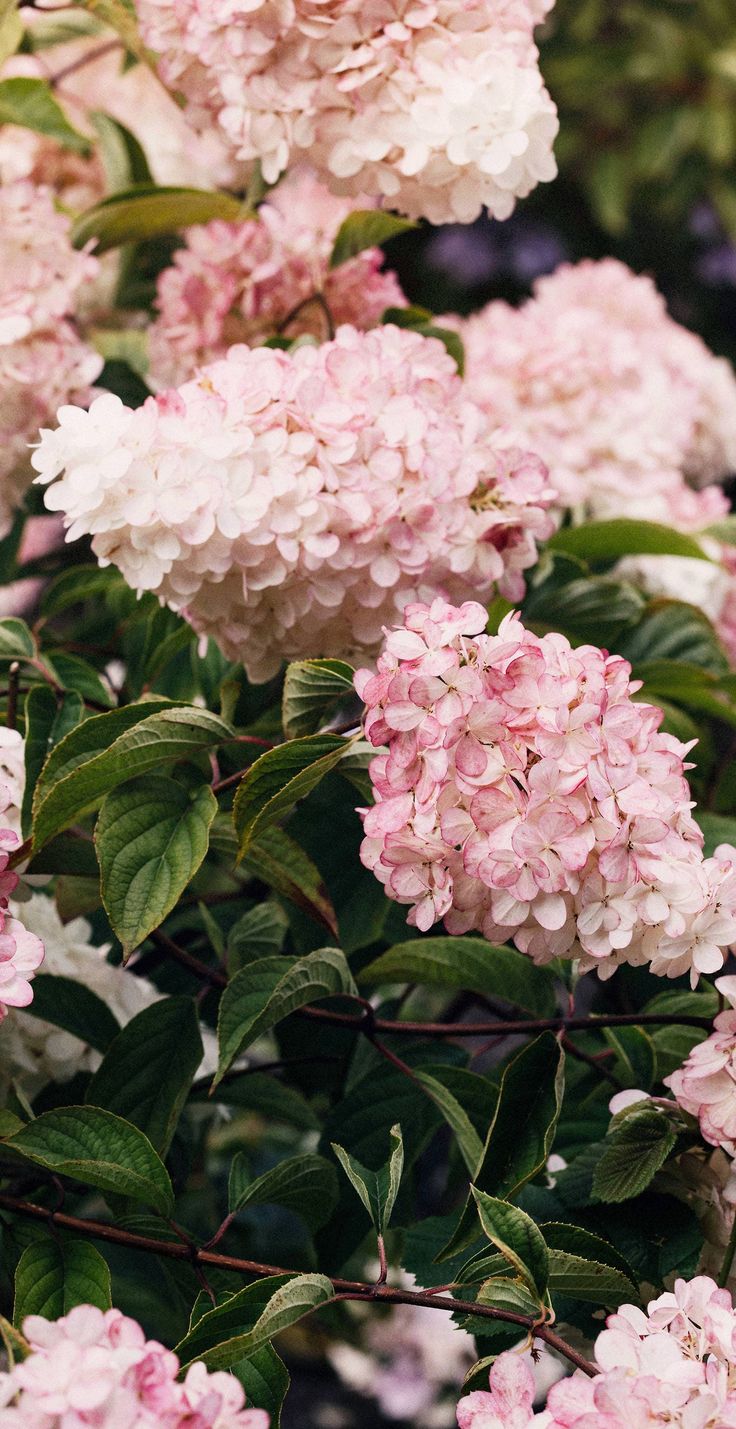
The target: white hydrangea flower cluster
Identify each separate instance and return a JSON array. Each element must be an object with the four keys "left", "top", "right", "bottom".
[
  {"left": 135, "top": 0, "right": 558, "bottom": 223},
  {"left": 31, "top": 325, "right": 555, "bottom": 682}
]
